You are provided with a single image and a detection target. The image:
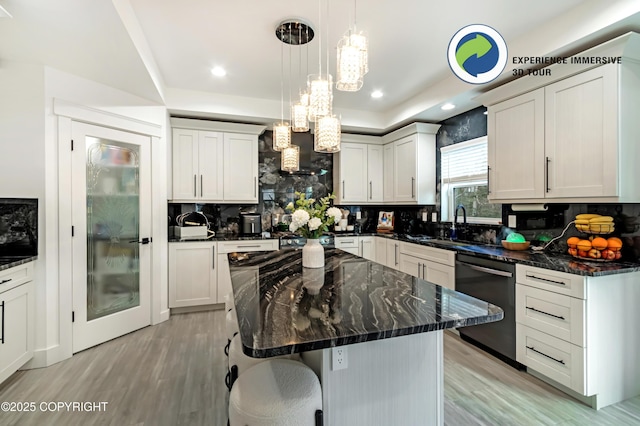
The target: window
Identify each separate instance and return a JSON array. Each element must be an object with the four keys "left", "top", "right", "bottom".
[{"left": 440, "top": 136, "right": 501, "bottom": 224}]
